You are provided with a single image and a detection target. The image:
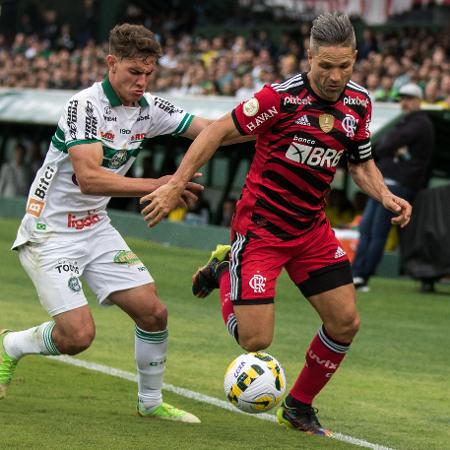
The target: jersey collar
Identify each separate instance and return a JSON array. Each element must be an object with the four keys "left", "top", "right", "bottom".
[
  {"left": 303, "top": 72, "right": 345, "bottom": 105},
  {"left": 101, "top": 76, "right": 149, "bottom": 107}
]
